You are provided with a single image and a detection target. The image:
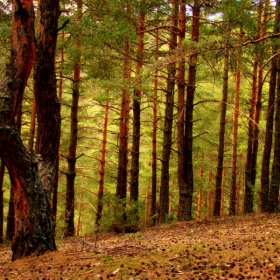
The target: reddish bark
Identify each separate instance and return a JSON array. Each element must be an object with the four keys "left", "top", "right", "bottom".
[
  {"left": 34, "top": 0, "right": 61, "bottom": 196},
  {"left": 0, "top": 0, "right": 60, "bottom": 260}
]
